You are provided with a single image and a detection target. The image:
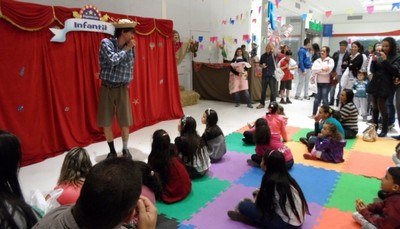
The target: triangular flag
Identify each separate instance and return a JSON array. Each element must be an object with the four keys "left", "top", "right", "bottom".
[
  {"left": 325, "top": 11, "right": 332, "bottom": 18},
  {"left": 392, "top": 2, "right": 400, "bottom": 10},
  {"left": 346, "top": 8, "right": 353, "bottom": 16},
  {"left": 366, "top": 5, "right": 374, "bottom": 14},
  {"left": 252, "top": 18, "right": 257, "bottom": 23},
  {"left": 276, "top": 15, "right": 282, "bottom": 22}
]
